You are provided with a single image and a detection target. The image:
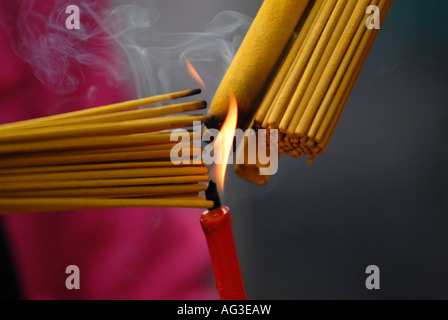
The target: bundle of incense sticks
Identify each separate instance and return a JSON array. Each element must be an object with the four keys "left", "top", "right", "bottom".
[
  {"left": 253, "top": 0, "right": 393, "bottom": 165},
  {"left": 0, "top": 89, "right": 214, "bottom": 214}
]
